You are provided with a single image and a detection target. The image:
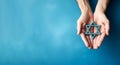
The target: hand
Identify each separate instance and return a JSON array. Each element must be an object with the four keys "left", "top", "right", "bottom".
[
  {"left": 77, "top": 12, "right": 94, "bottom": 49},
  {"left": 92, "top": 11, "right": 110, "bottom": 49},
  {"left": 76, "top": 0, "right": 109, "bottom": 49}
]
